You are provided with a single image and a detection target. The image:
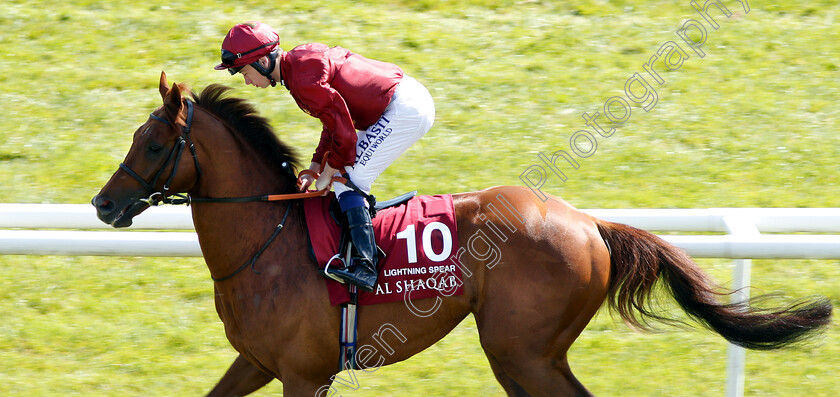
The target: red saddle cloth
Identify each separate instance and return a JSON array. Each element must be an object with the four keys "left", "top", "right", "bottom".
[{"left": 304, "top": 193, "right": 464, "bottom": 306}]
